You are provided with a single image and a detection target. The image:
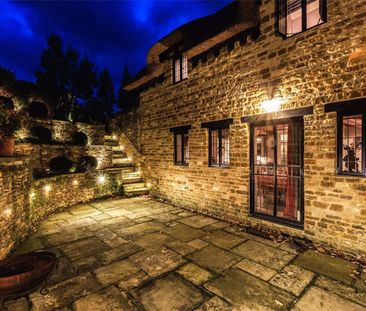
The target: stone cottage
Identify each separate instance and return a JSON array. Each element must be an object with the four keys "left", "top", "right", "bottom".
[{"left": 121, "top": 0, "right": 366, "bottom": 254}]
